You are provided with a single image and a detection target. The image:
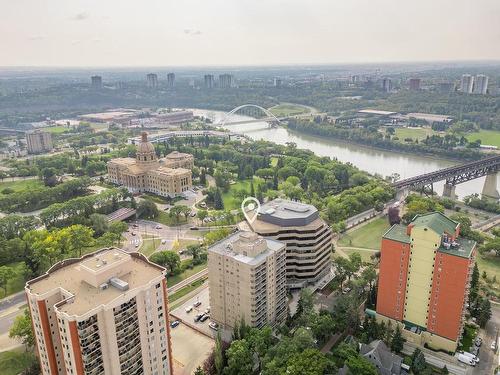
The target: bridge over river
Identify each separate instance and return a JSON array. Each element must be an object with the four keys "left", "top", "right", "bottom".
[{"left": 392, "top": 155, "right": 500, "bottom": 200}]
